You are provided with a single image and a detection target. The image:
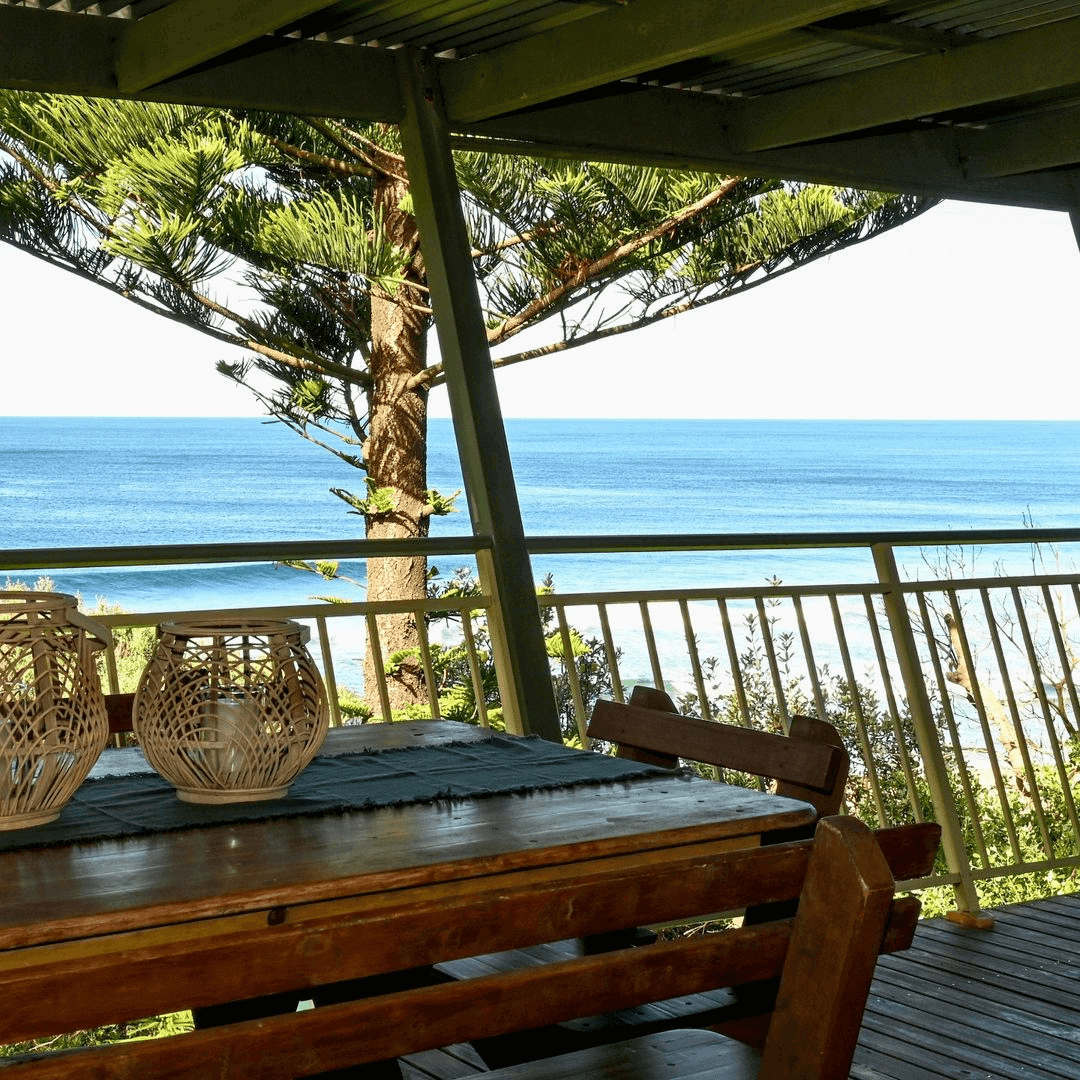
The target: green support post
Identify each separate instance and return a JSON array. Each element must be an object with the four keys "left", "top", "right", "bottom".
[
  {"left": 873, "top": 543, "right": 989, "bottom": 925},
  {"left": 396, "top": 49, "right": 561, "bottom": 742}
]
